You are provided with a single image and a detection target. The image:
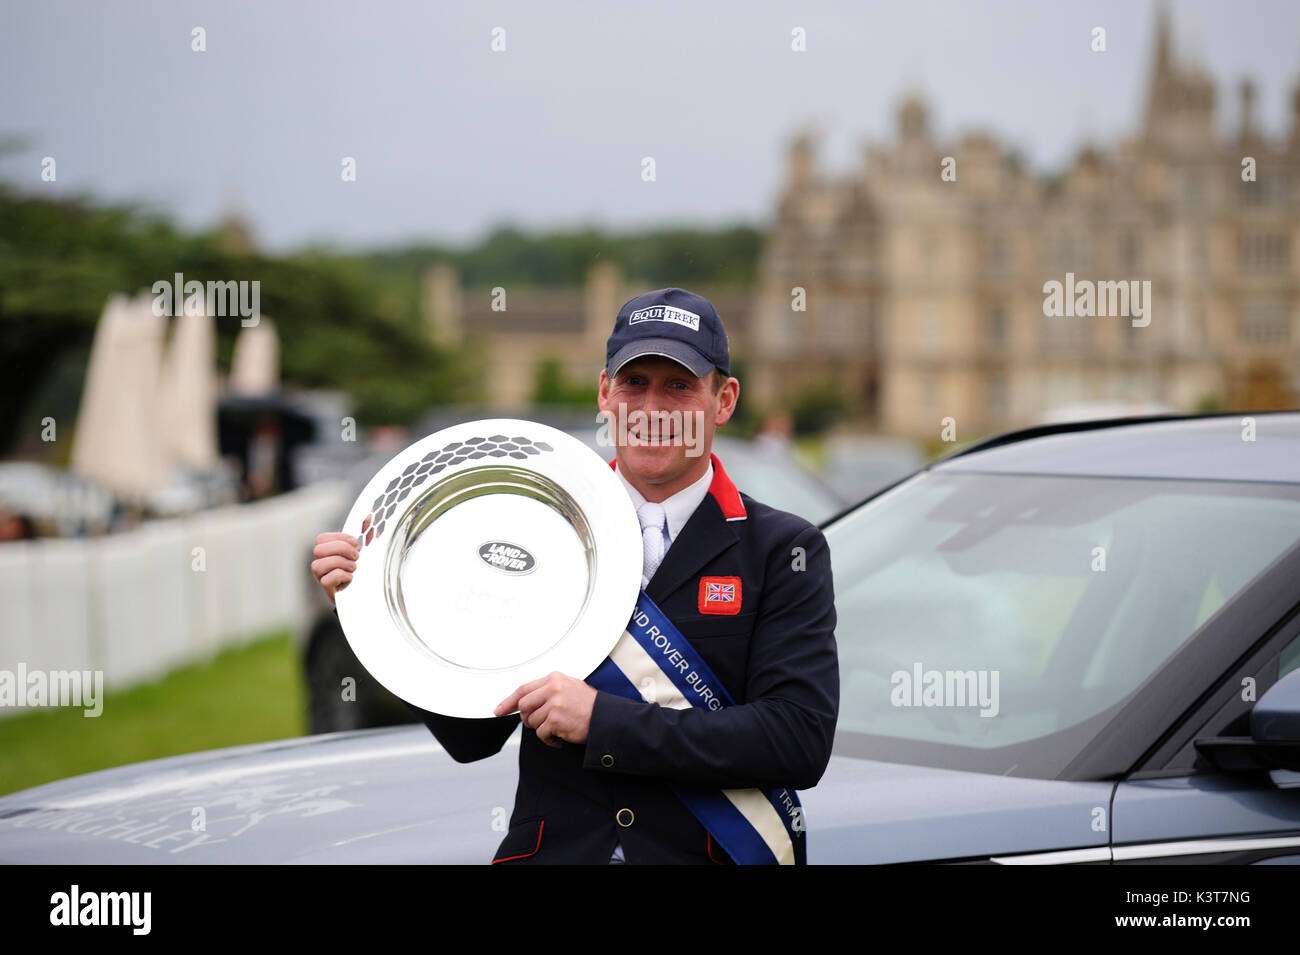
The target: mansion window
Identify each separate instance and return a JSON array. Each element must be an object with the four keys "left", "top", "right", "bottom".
[
  {"left": 1238, "top": 233, "right": 1290, "bottom": 273},
  {"left": 1117, "top": 233, "right": 1143, "bottom": 270},
  {"left": 1237, "top": 301, "right": 1289, "bottom": 344},
  {"left": 983, "top": 235, "right": 1009, "bottom": 275},
  {"left": 1240, "top": 172, "right": 1290, "bottom": 206},
  {"left": 987, "top": 305, "right": 1007, "bottom": 346}
]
